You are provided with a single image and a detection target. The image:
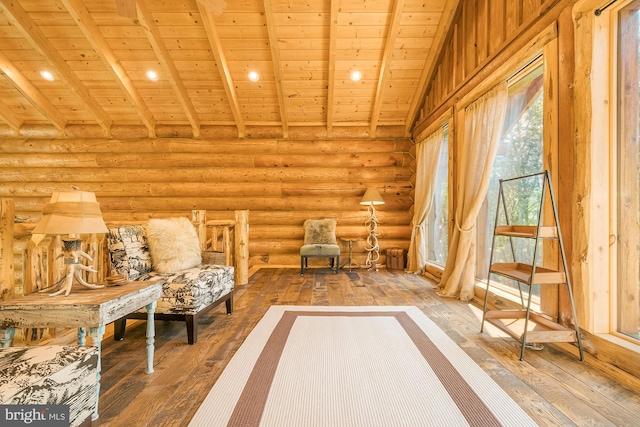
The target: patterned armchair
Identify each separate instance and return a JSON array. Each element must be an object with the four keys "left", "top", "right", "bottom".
[{"left": 106, "top": 218, "right": 234, "bottom": 344}]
